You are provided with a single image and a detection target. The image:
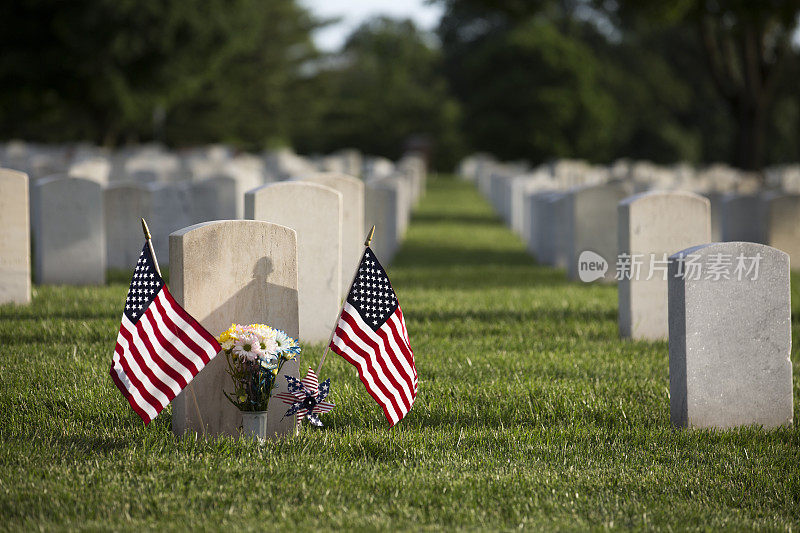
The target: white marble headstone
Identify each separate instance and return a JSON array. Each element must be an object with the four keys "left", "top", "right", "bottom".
[
  {"left": 365, "top": 179, "right": 400, "bottom": 265},
  {"left": 565, "top": 182, "right": 631, "bottom": 281},
  {"left": 144, "top": 182, "right": 194, "bottom": 265},
  {"left": 668, "top": 242, "right": 792, "bottom": 429},
  {"left": 0, "top": 169, "right": 31, "bottom": 304},
  {"left": 104, "top": 183, "right": 151, "bottom": 269},
  {"left": 245, "top": 182, "right": 342, "bottom": 344},
  {"left": 170, "top": 220, "right": 300, "bottom": 439},
  {"left": 189, "top": 175, "right": 237, "bottom": 222},
  {"left": 618, "top": 191, "right": 710, "bottom": 340},
  {"left": 32, "top": 176, "right": 105, "bottom": 285},
  {"left": 760, "top": 193, "right": 800, "bottom": 271},
  {"left": 720, "top": 193, "right": 762, "bottom": 243},
  {"left": 295, "top": 173, "right": 365, "bottom": 293}
]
